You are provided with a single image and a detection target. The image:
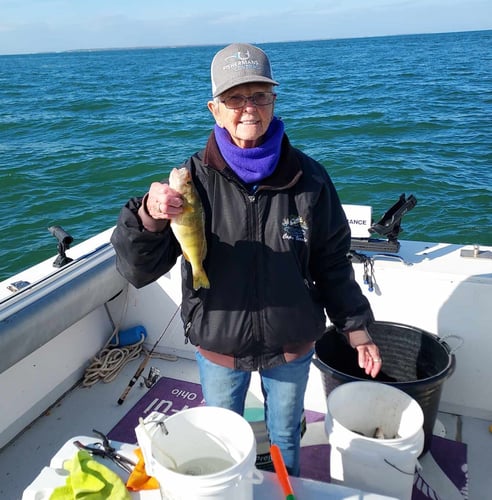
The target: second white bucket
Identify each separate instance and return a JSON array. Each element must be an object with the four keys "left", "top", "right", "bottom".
[
  {"left": 136, "top": 407, "right": 262, "bottom": 500},
  {"left": 325, "top": 381, "right": 424, "bottom": 500}
]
